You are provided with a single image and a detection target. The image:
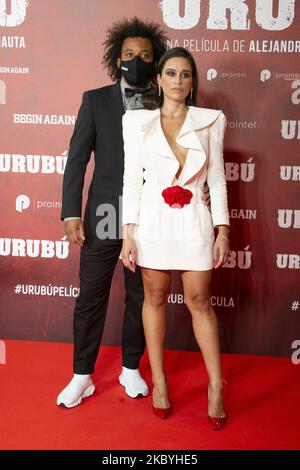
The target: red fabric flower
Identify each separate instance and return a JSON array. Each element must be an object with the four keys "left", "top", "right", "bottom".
[{"left": 161, "top": 185, "right": 193, "bottom": 208}]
